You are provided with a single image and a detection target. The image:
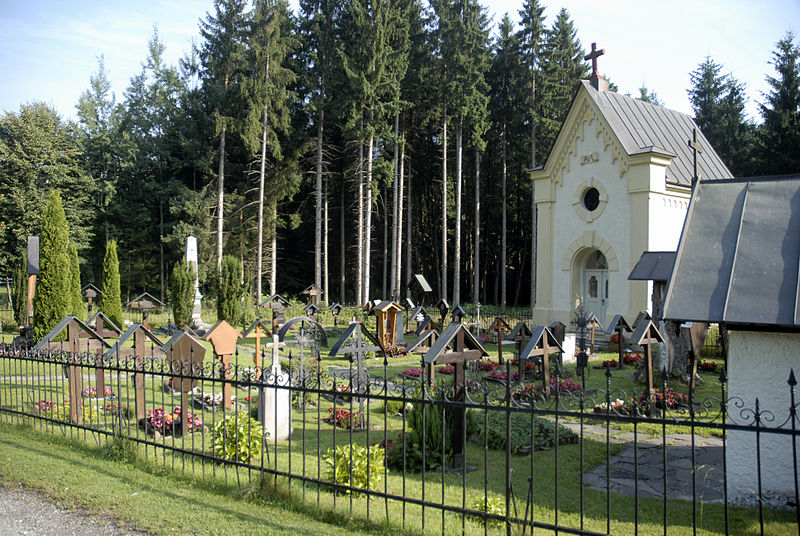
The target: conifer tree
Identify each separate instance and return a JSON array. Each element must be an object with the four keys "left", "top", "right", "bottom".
[
  {"left": 759, "top": 32, "right": 800, "bottom": 175},
  {"left": 170, "top": 259, "right": 196, "bottom": 329},
  {"left": 68, "top": 242, "right": 85, "bottom": 321},
  {"left": 98, "top": 239, "right": 124, "bottom": 330},
  {"left": 217, "top": 255, "right": 244, "bottom": 325},
  {"left": 33, "top": 191, "right": 71, "bottom": 341},
  {"left": 11, "top": 253, "right": 27, "bottom": 328}
]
